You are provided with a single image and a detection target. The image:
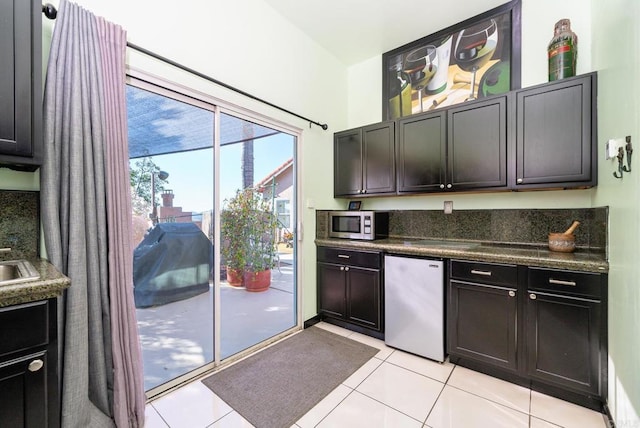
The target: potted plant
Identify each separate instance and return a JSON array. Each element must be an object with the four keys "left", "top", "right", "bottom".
[{"left": 220, "top": 188, "right": 279, "bottom": 291}]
